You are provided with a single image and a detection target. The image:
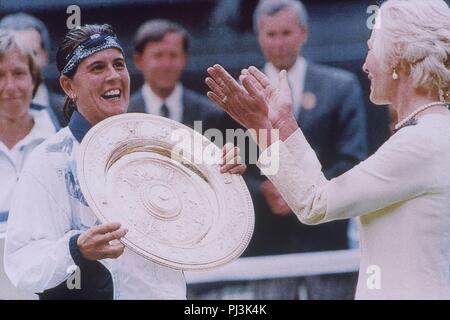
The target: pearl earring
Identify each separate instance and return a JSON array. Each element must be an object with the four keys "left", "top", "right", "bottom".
[{"left": 392, "top": 68, "right": 398, "bottom": 80}]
